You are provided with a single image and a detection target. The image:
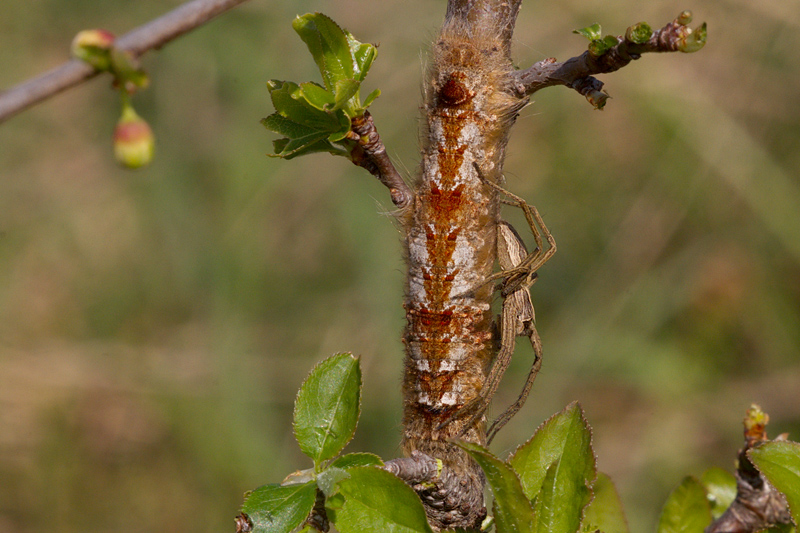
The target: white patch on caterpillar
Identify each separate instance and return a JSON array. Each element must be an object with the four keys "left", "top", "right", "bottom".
[{"left": 440, "top": 392, "right": 460, "bottom": 405}]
